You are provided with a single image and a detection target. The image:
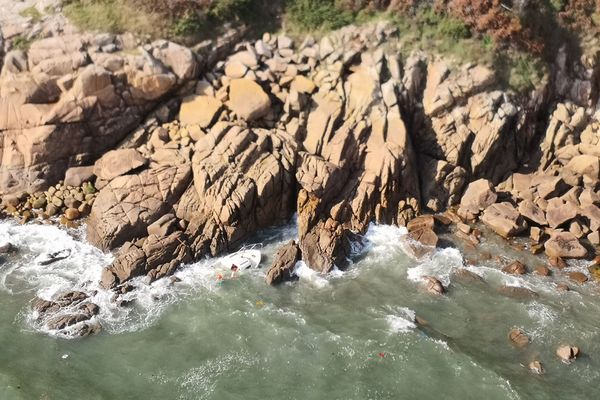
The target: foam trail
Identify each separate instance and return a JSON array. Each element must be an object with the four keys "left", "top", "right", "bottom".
[
  {"left": 385, "top": 307, "right": 417, "bottom": 333},
  {"left": 293, "top": 261, "right": 330, "bottom": 288},
  {"left": 406, "top": 247, "right": 463, "bottom": 287}
]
